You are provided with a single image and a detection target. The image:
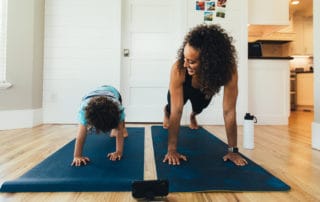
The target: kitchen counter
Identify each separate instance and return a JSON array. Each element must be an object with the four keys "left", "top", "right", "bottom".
[
  {"left": 295, "top": 71, "right": 313, "bottom": 74},
  {"left": 248, "top": 59, "right": 290, "bottom": 124},
  {"left": 249, "top": 56, "right": 293, "bottom": 60}
]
